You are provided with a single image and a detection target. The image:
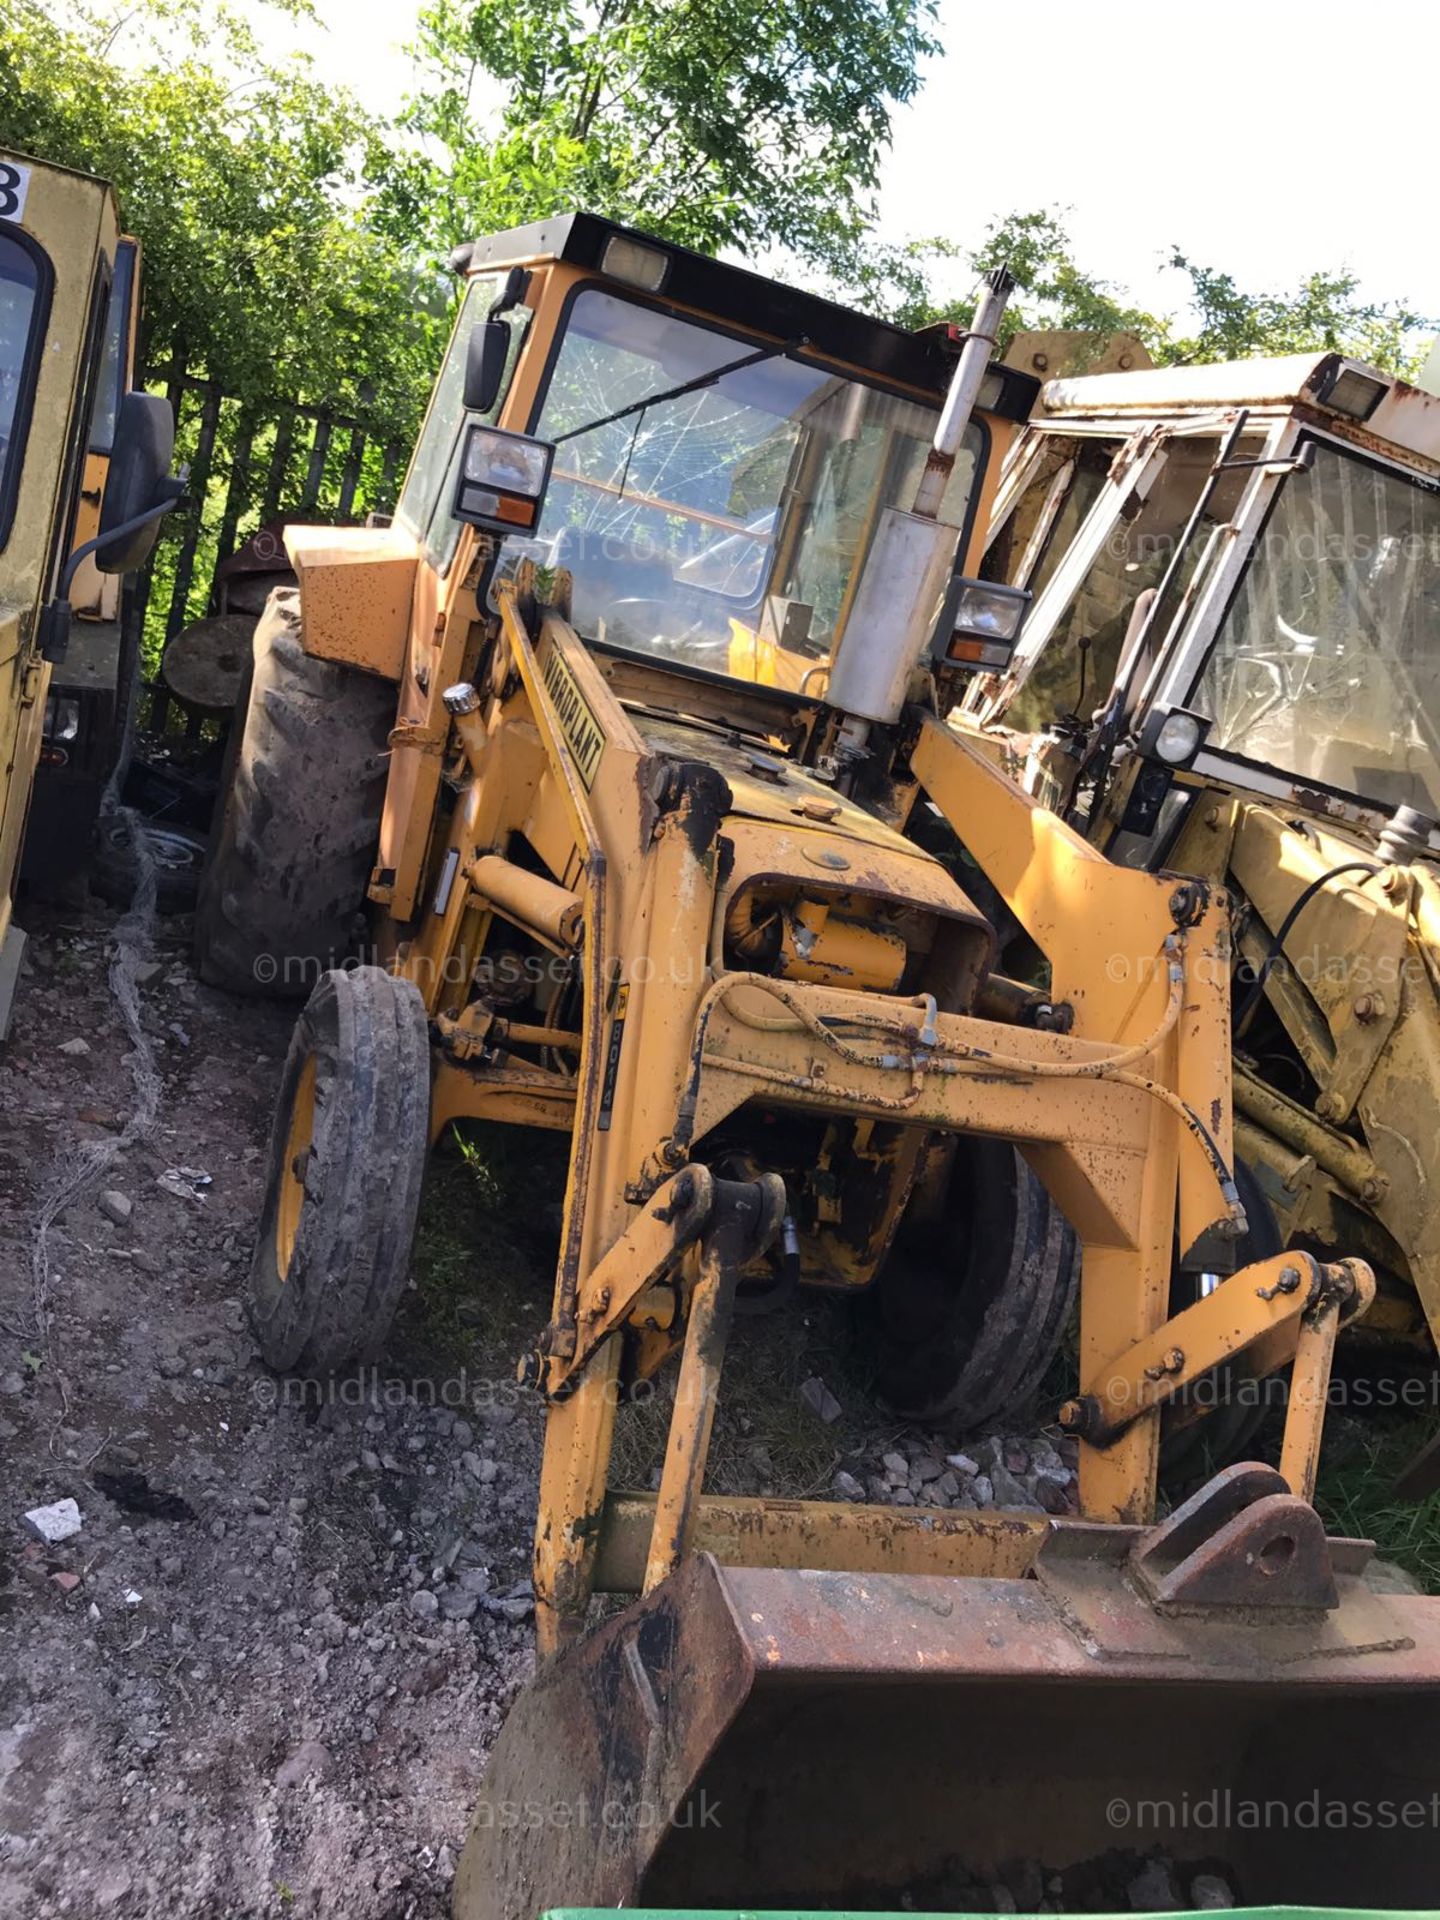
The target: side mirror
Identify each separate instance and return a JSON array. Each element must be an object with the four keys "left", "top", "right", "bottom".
[
  {"left": 464, "top": 320, "right": 511, "bottom": 416},
  {"left": 96, "top": 392, "right": 179, "bottom": 574}
]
